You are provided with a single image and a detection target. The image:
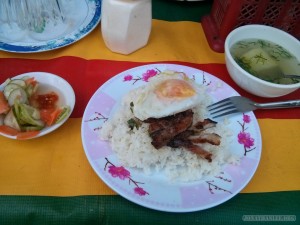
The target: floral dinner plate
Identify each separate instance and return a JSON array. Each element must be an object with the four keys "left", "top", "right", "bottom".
[{"left": 81, "top": 64, "right": 262, "bottom": 212}]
